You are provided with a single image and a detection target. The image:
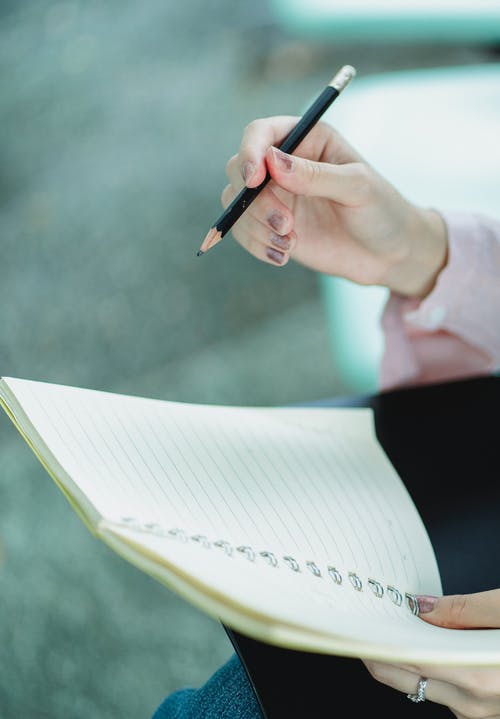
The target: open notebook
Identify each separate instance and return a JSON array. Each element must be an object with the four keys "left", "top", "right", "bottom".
[{"left": 1, "top": 376, "right": 499, "bottom": 665}]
